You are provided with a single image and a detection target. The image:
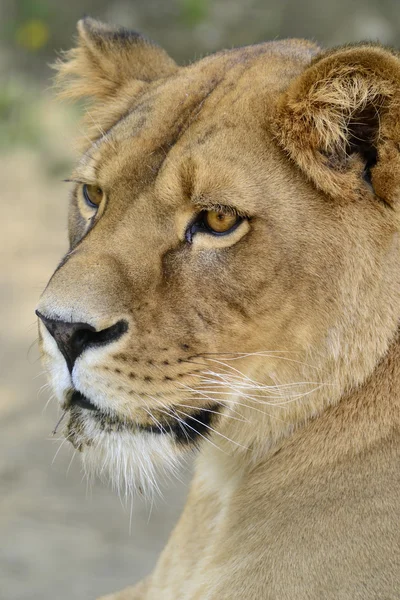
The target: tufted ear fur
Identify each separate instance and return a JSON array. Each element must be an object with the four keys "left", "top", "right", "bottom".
[
  {"left": 274, "top": 44, "right": 400, "bottom": 207},
  {"left": 54, "top": 18, "right": 178, "bottom": 143}
]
